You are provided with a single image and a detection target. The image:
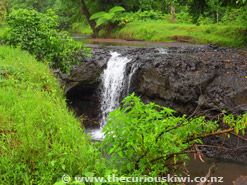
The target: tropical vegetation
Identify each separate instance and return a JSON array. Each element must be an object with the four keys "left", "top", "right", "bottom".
[
  {"left": 101, "top": 94, "right": 247, "bottom": 177},
  {"left": 0, "top": 1, "right": 247, "bottom": 184},
  {"left": 2, "top": 9, "right": 91, "bottom": 73},
  {"left": 0, "top": 46, "right": 107, "bottom": 184},
  {"left": 1, "top": 0, "right": 247, "bottom": 46}
]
